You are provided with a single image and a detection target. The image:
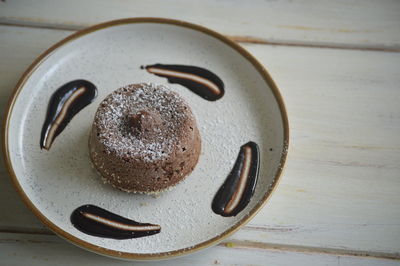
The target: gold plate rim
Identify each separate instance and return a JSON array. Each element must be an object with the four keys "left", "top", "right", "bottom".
[{"left": 2, "top": 17, "right": 289, "bottom": 260}]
